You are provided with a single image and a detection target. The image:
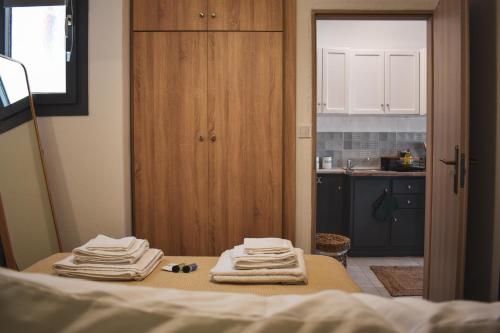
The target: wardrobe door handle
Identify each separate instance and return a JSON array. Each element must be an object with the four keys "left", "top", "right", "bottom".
[
  {"left": 198, "top": 135, "right": 205, "bottom": 142},
  {"left": 211, "top": 12, "right": 216, "bottom": 18},
  {"left": 210, "top": 135, "right": 217, "bottom": 142},
  {"left": 199, "top": 11, "right": 205, "bottom": 18}
]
